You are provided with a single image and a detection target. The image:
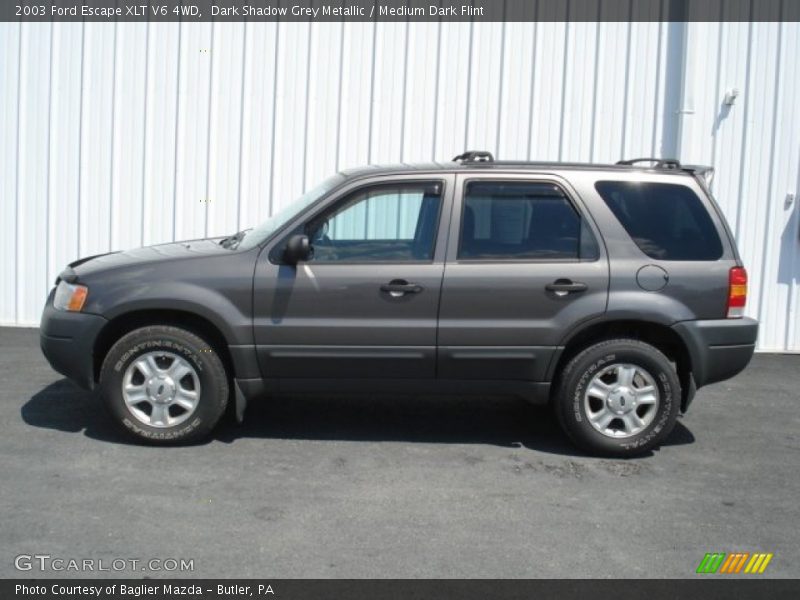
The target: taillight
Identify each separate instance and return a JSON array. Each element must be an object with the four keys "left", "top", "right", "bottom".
[{"left": 727, "top": 267, "right": 747, "bottom": 318}]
